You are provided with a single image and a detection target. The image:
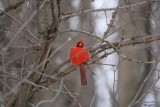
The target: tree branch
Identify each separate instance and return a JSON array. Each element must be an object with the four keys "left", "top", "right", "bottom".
[
  {"left": 0, "top": 0, "right": 25, "bottom": 16},
  {"left": 61, "top": 0, "right": 149, "bottom": 20}
]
